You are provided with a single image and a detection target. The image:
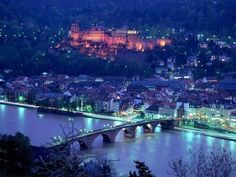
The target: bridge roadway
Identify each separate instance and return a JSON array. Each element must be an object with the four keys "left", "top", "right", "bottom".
[{"left": 50, "top": 118, "right": 177, "bottom": 149}]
